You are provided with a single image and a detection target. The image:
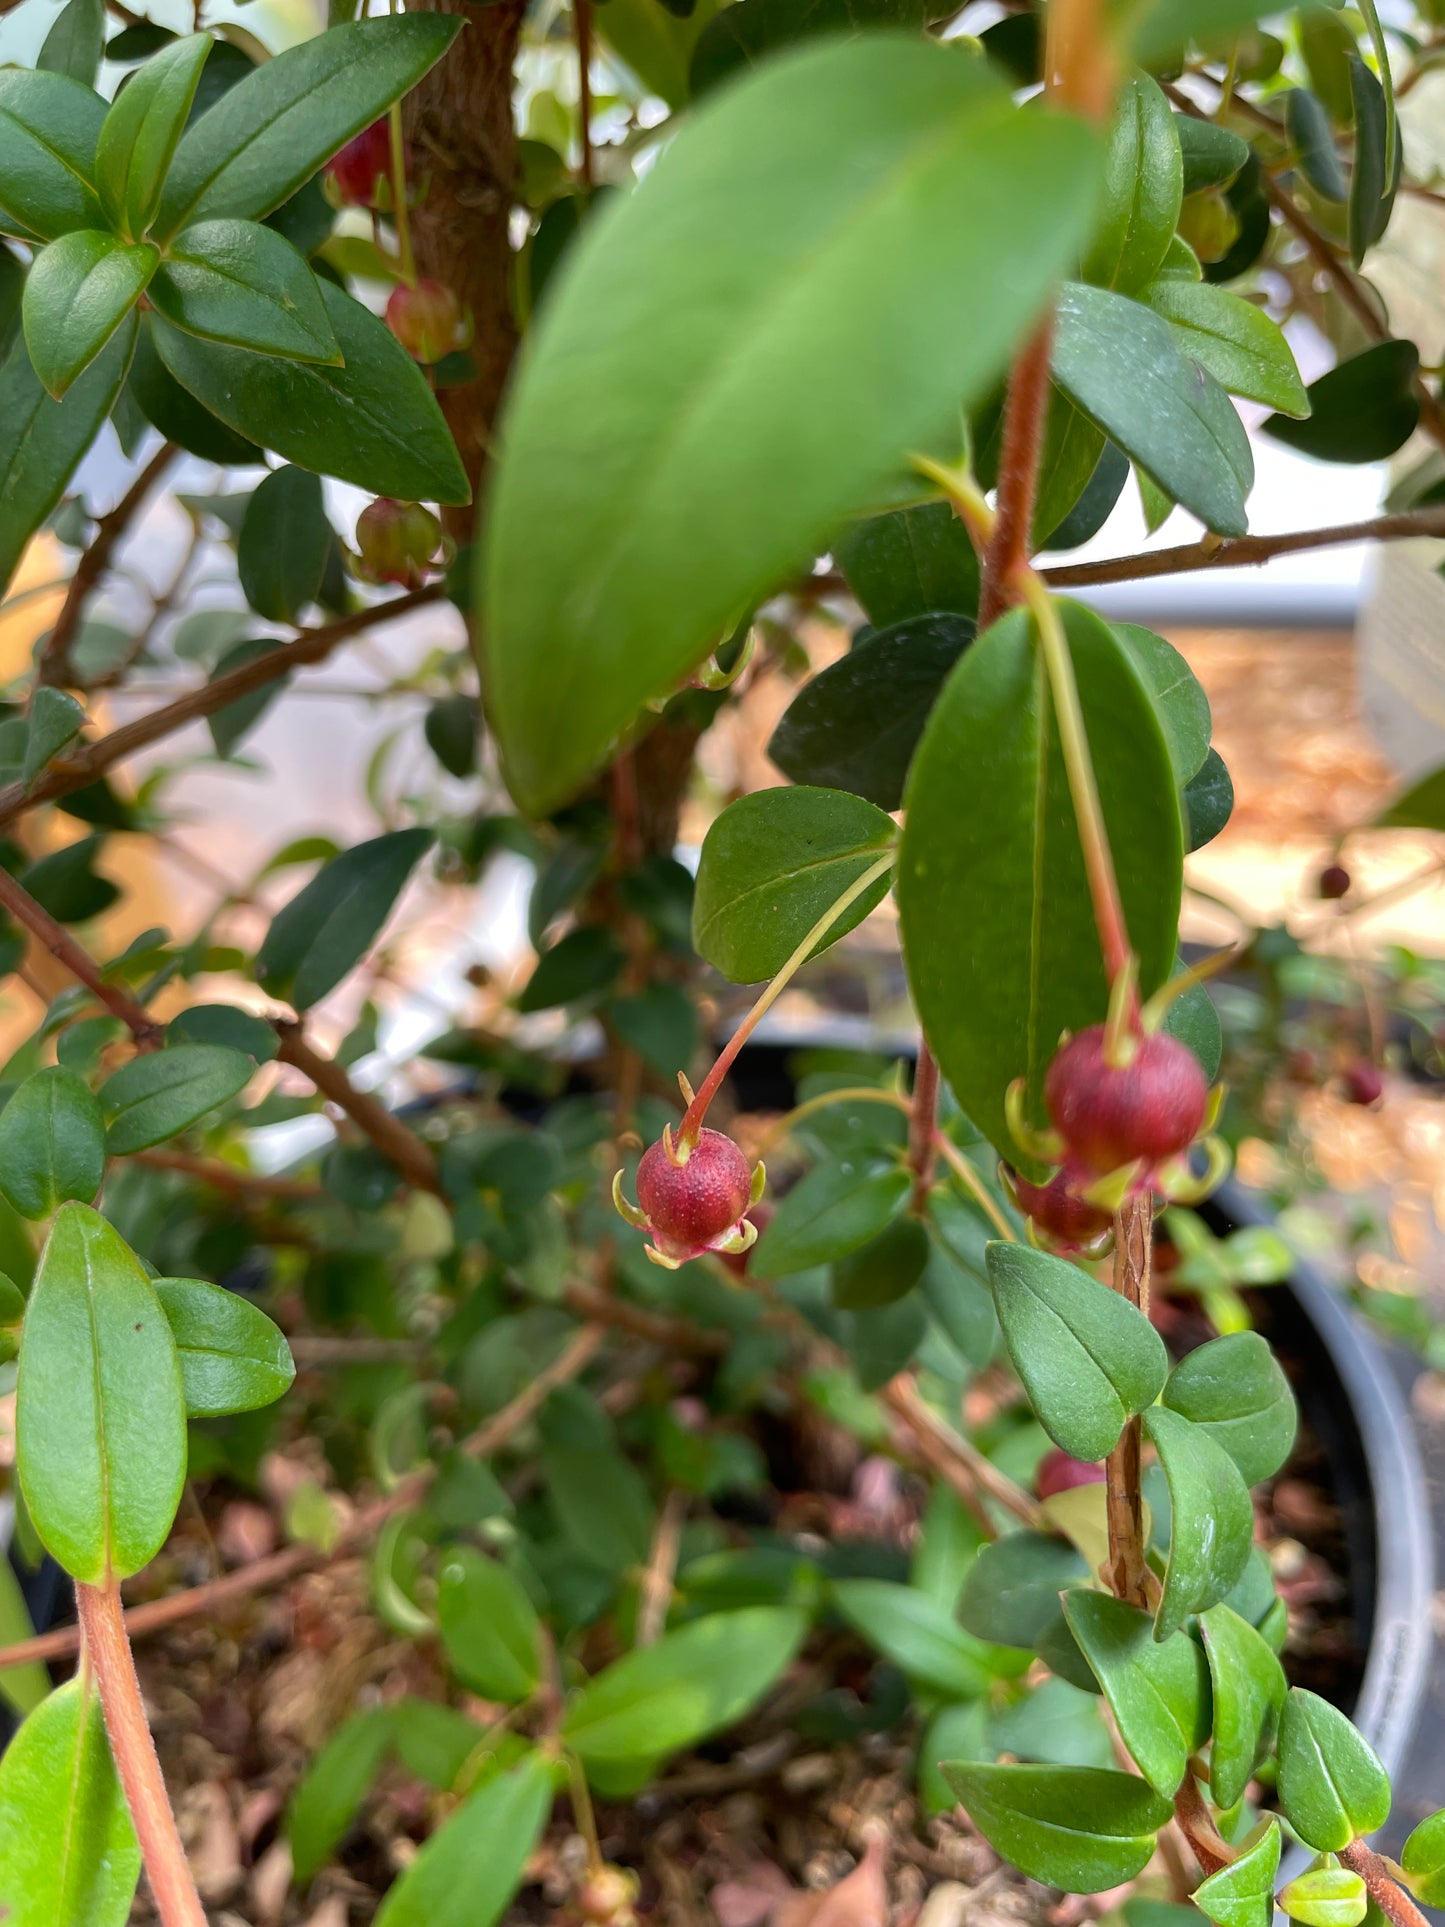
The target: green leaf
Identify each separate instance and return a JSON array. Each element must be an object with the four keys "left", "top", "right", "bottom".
[
  {"left": 128, "top": 316, "right": 259, "bottom": 465},
  {"left": 1081, "top": 74, "right": 1182, "bottom": 296},
  {"left": 957, "top": 1532, "right": 1090, "bottom": 1654},
  {"left": 515, "top": 927, "right": 625, "bottom": 1013},
  {"left": 919, "top": 1224, "right": 997, "bottom": 1369},
  {"left": 437, "top": 1546, "right": 542, "bottom": 1703},
  {"left": 542, "top": 1436, "right": 654, "bottom": 1573},
  {"left": 0, "top": 1677, "right": 140, "bottom": 1927},
  {"left": 256, "top": 828, "right": 434, "bottom": 1010},
  {"left": 1142, "top": 1406, "right": 1254, "bottom": 1641},
  {"left": 373, "top": 1751, "right": 554, "bottom": 1927},
  {"left": 38, "top": 0, "right": 105, "bottom": 86},
  {"left": 22, "top": 230, "right": 156, "bottom": 399},
  {"left": 753, "top": 1159, "right": 910, "bottom": 1276},
  {"left": 768, "top": 616, "right": 973, "bottom": 811},
  {"left": 1162, "top": 1332, "right": 1297, "bottom": 1485},
  {"left": 1062, "top": 1590, "right": 1209, "bottom": 1795},
  {"left": 288, "top": 1708, "right": 394, "bottom": 1882},
  {"left": 206, "top": 637, "right": 291, "bottom": 758},
  {"left": 1348, "top": 57, "right": 1399, "bottom": 269},
  {"left": 153, "top": 280, "right": 469, "bottom": 503},
  {"left": 606, "top": 982, "right": 699, "bottom": 1077},
  {"left": 561, "top": 1606, "right": 806, "bottom": 1764},
  {"left": 691, "top": 786, "right": 894, "bottom": 984},
  {"left": 15, "top": 1202, "right": 186, "bottom": 1584},
  {"left": 985, "top": 1242, "right": 1168, "bottom": 1462},
  {"left": 1376, "top": 762, "right": 1445, "bottom": 832},
  {"left": 1285, "top": 89, "right": 1348, "bottom": 202},
  {"left": 1175, "top": 115, "right": 1248, "bottom": 195},
  {"left": 833, "top": 1214, "right": 929, "bottom": 1309},
  {"left": 0, "top": 71, "right": 107, "bottom": 241},
  {"left": 1140, "top": 279, "right": 1310, "bottom": 417},
  {"left": 833, "top": 499, "right": 979, "bottom": 627},
  {"left": 151, "top": 219, "right": 341, "bottom": 364},
  {"left": 1277, "top": 1688, "right": 1391, "bottom": 1852},
  {"left": 425, "top": 694, "right": 480, "bottom": 779},
  {"left": 690, "top": 0, "right": 941, "bottom": 97},
  {"left": 1280, "top": 1865, "right": 1368, "bottom": 1927},
  {"left": 1184, "top": 746, "right": 1234, "bottom": 851},
  {"left": 1052, "top": 281, "right": 1252, "bottom": 537},
  {"left": 237, "top": 466, "right": 331, "bottom": 623},
  {"left": 1401, "top": 1811, "right": 1445, "bottom": 1906},
  {"left": 1124, "top": 0, "right": 1287, "bottom": 67},
  {"left": 920, "top": 1701, "right": 990, "bottom": 1811},
  {"left": 1198, "top": 1603, "right": 1287, "bottom": 1809},
  {"left": 942, "top": 1762, "right": 1170, "bottom": 1893},
  {"left": 1265, "top": 341, "right": 1419, "bottom": 464},
  {"left": 831, "top": 1578, "right": 997, "bottom": 1699},
  {"left": 96, "top": 34, "right": 211, "bottom": 239},
  {"left": 596, "top": 0, "right": 722, "bottom": 111},
  {"left": 153, "top": 1276, "right": 295, "bottom": 1416},
  {"left": 1112, "top": 622, "right": 1210, "bottom": 784},
  {"left": 0, "top": 319, "right": 136, "bottom": 599},
  {"left": 0, "top": 1067, "right": 106, "bottom": 1219},
  {"left": 1194, "top": 1820, "right": 1282, "bottom": 1927},
  {"left": 156, "top": 16, "right": 463, "bottom": 238},
  {"left": 0, "top": 1553, "right": 49, "bottom": 1719},
  {"left": 987, "top": 1676, "right": 1113, "bottom": 1769},
  {"left": 897, "top": 602, "right": 1182, "bottom": 1166},
  {"left": 168, "top": 1003, "right": 278, "bottom": 1062},
  {"left": 100, "top": 1042, "right": 254, "bottom": 1153},
  {"left": 482, "top": 37, "right": 1102, "bottom": 814},
  {"left": 23, "top": 687, "right": 85, "bottom": 791}
]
